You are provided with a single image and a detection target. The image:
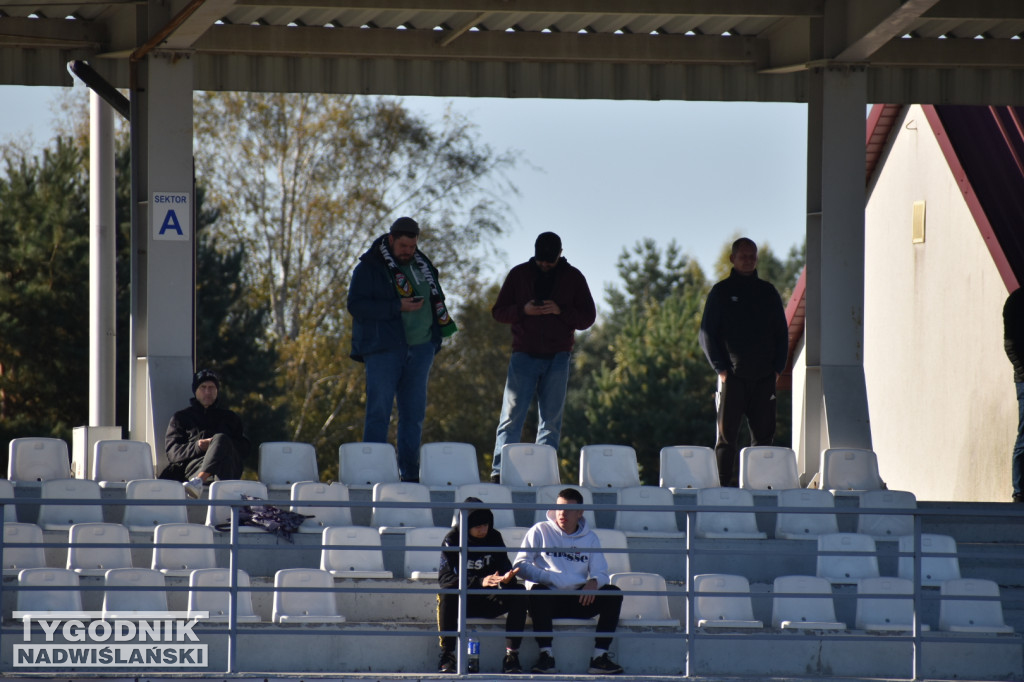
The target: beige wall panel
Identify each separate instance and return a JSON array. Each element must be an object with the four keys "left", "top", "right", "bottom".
[{"left": 863, "top": 105, "right": 1014, "bottom": 501}]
